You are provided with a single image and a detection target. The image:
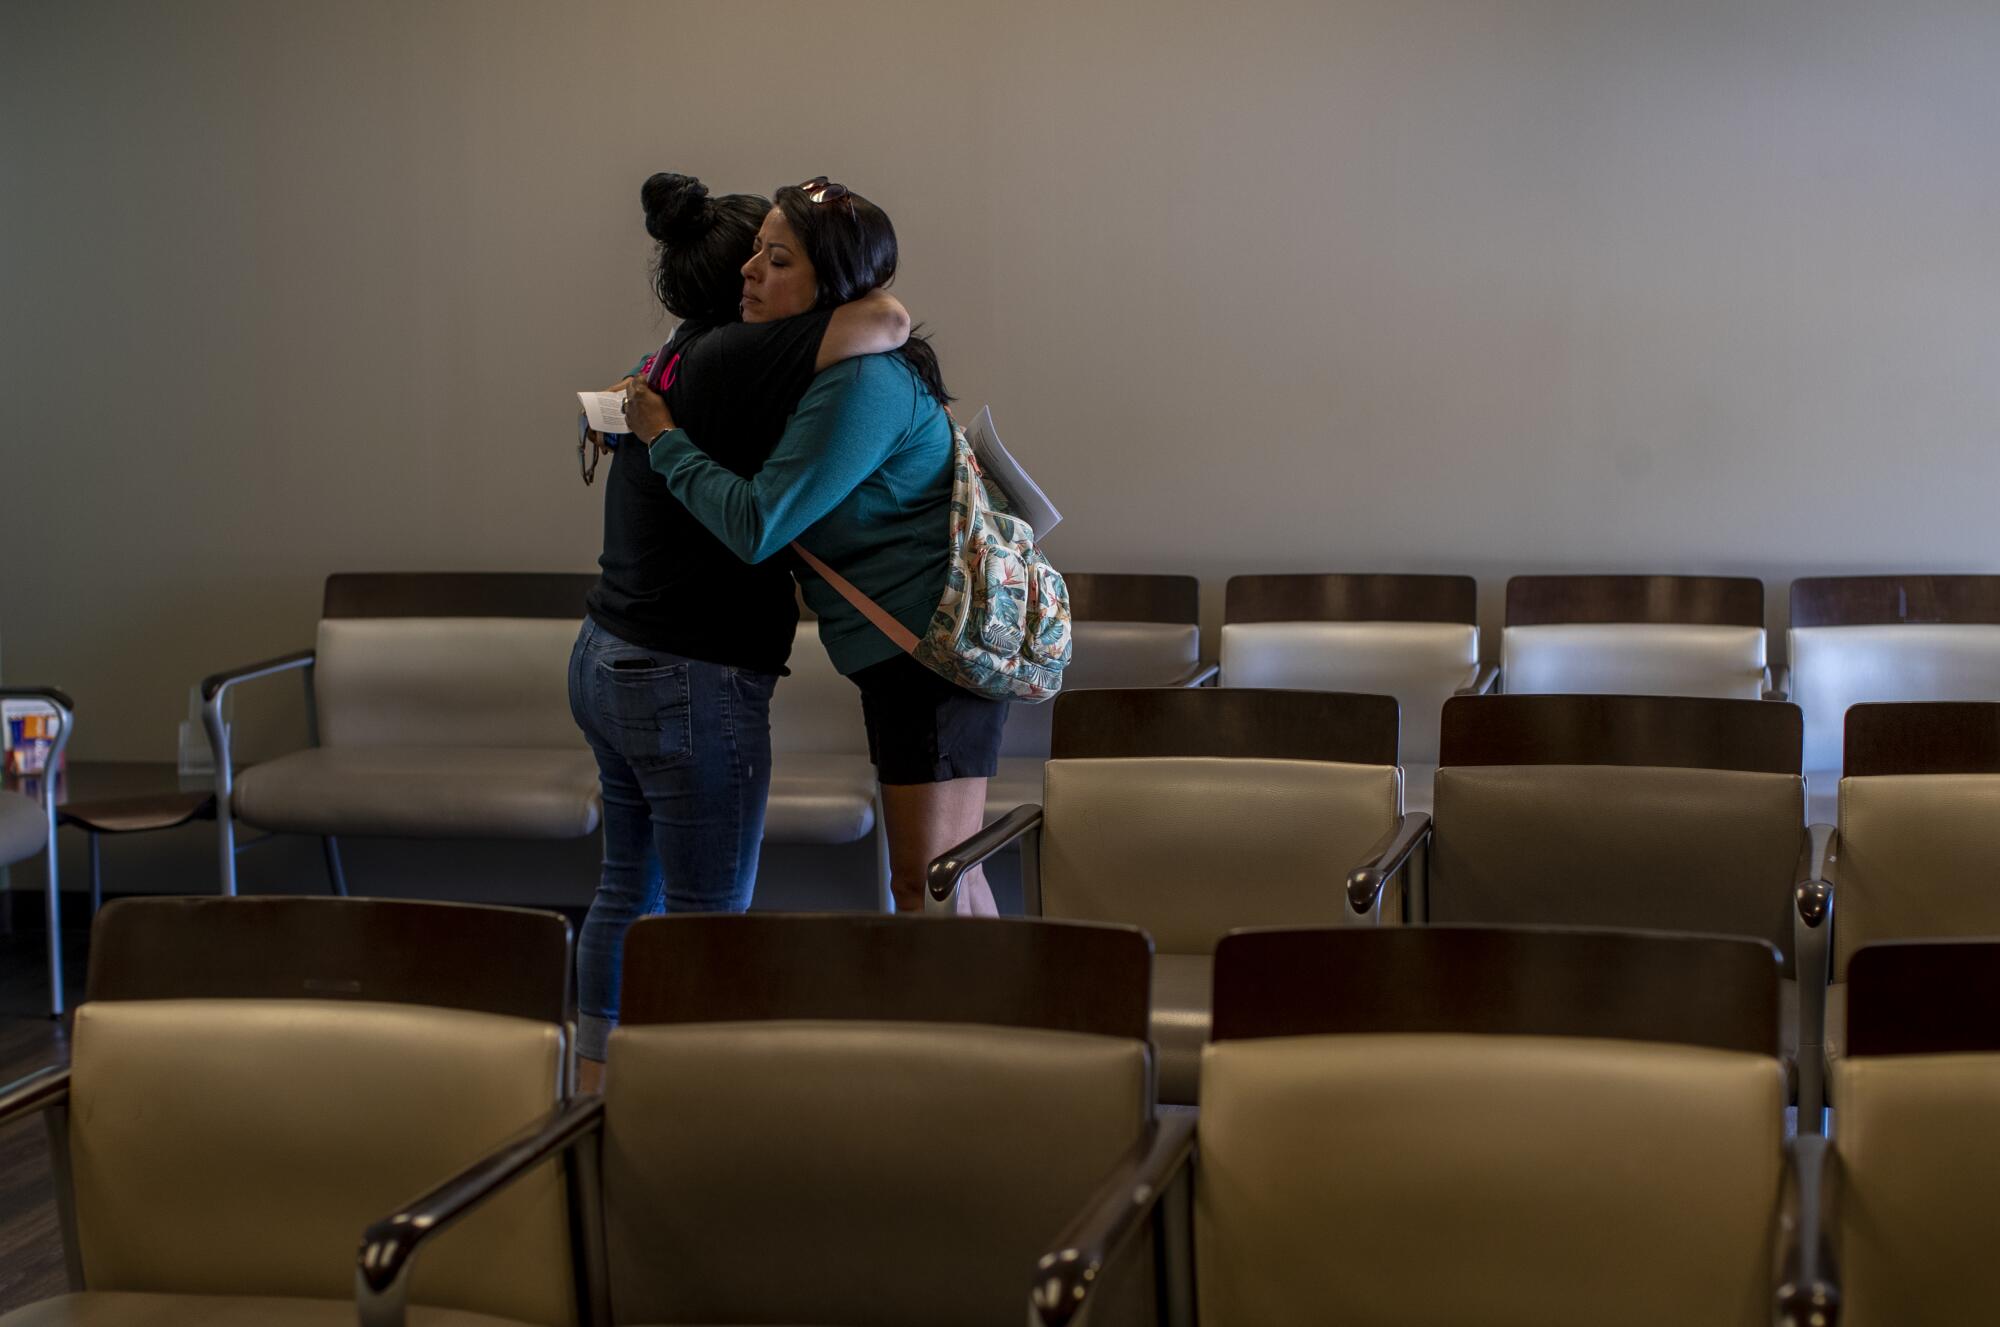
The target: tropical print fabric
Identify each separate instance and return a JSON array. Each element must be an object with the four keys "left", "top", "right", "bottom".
[{"left": 910, "top": 425, "right": 1072, "bottom": 702}]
